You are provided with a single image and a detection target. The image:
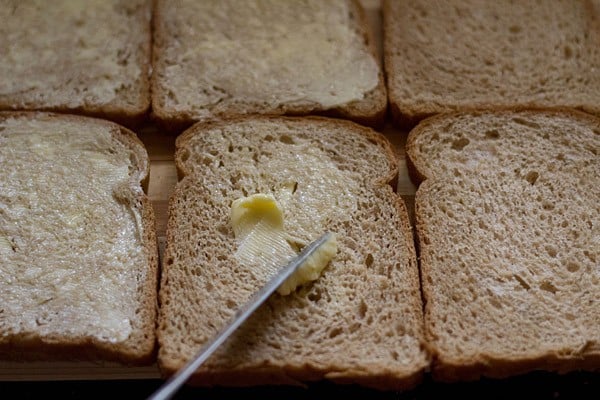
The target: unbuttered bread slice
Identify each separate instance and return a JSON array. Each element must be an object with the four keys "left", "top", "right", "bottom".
[
  {"left": 152, "top": 0, "right": 386, "bottom": 131},
  {"left": 408, "top": 110, "right": 600, "bottom": 380},
  {"left": 158, "top": 116, "right": 428, "bottom": 390},
  {"left": 383, "top": 0, "right": 600, "bottom": 126},
  {"left": 0, "top": 1, "right": 152, "bottom": 126},
  {"left": 0, "top": 112, "right": 158, "bottom": 363}
]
